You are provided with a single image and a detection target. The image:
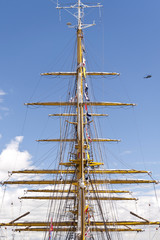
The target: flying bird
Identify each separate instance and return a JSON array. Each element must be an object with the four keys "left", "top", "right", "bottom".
[{"left": 144, "top": 74, "right": 152, "bottom": 79}]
